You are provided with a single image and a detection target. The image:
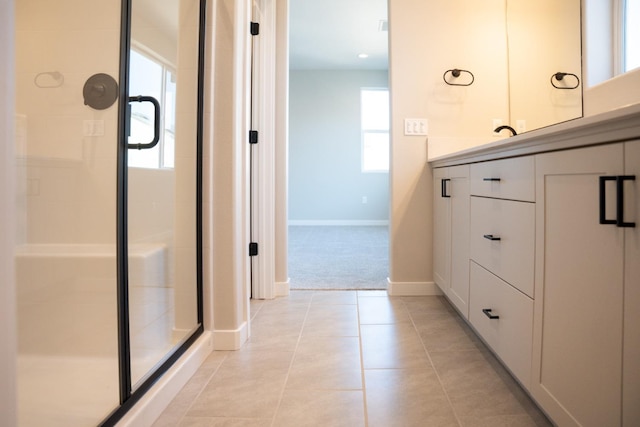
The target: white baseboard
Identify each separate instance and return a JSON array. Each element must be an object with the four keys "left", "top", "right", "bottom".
[
  {"left": 275, "top": 279, "right": 290, "bottom": 297},
  {"left": 117, "top": 331, "right": 213, "bottom": 427},
  {"left": 212, "top": 321, "right": 248, "bottom": 350},
  {"left": 386, "top": 279, "right": 443, "bottom": 296},
  {"left": 288, "top": 220, "right": 389, "bottom": 226}
]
